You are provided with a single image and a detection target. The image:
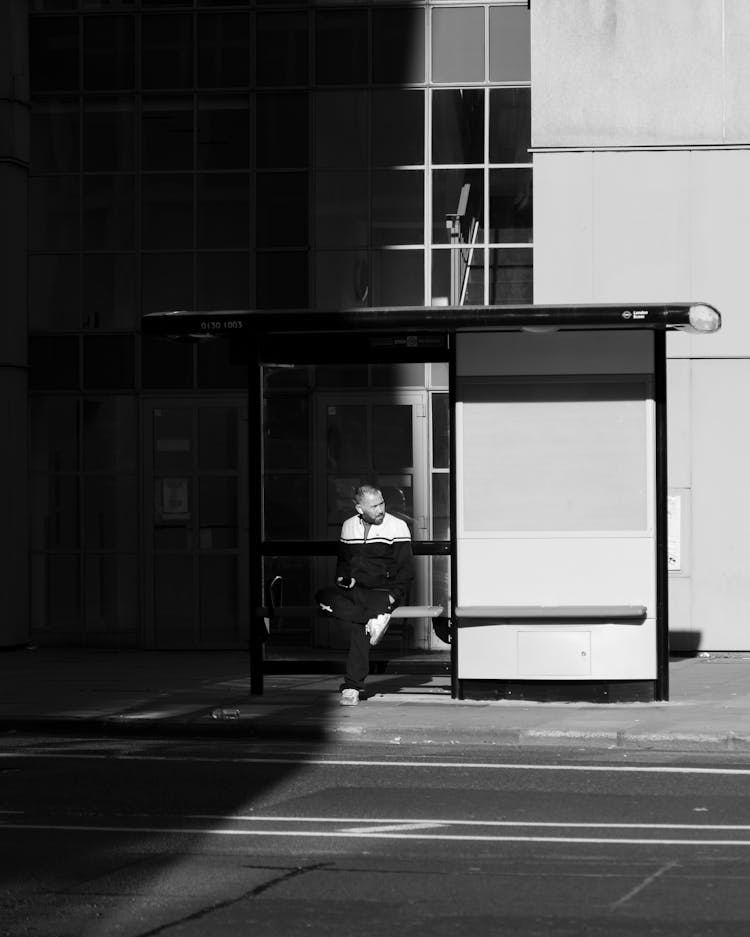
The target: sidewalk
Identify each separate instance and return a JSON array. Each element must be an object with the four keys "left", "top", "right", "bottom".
[{"left": 1, "top": 648, "right": 750, "bottom": 752}]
